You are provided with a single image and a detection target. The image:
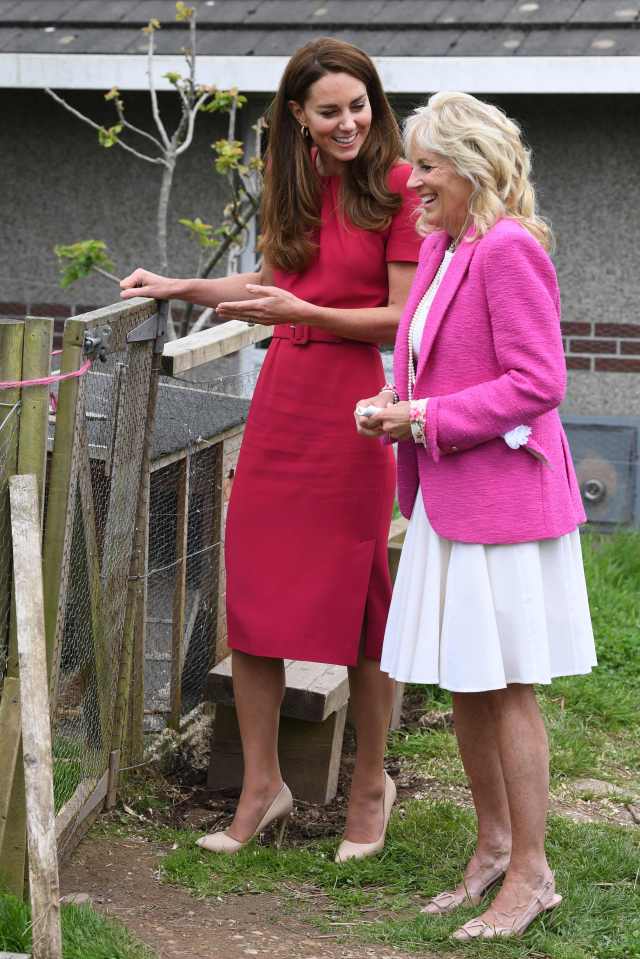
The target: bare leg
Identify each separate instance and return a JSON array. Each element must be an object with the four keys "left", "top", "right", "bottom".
[
  {"left": 465, "top": 684, "right": 553, "bottom": 927},
  {"left": 226, "top": 650, "right": 285, "bottom": 842},
  {"left": 451, "top": 693, "right": 512, "bottom": 893},
  {"left": 344, "top": 653, "right": 395, "bottom": 843}
]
